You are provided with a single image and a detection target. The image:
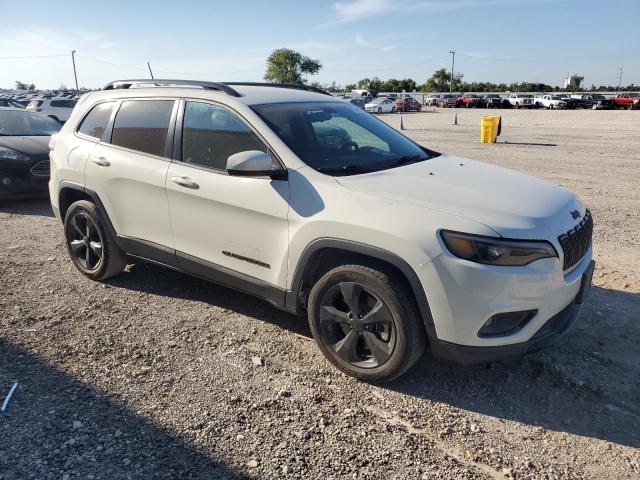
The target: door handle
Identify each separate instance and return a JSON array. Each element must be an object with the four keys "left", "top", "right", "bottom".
[
  {"left": 91, "top": 156, "right": 110, "bottom": 167},
  {"left": 170, "top": 176, "right": 199, "bottom": 189}
]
